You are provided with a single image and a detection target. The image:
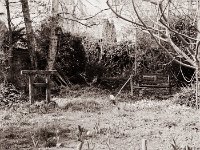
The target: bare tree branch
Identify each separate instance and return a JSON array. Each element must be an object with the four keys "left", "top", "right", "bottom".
[
  {"left": 168, "top": 34, "right": 195, "bottom": 64},
  {"left": 106, "top": 0, "right": 196, "bottom": 68},
  {"left": 73, "top": 8, "right": 110, "bottom": 20},
  {"left": 106, "top": 0, "right": 145, "bottom": 28},
  {"left": 131, "top": 0, "right": 195, "bottom": 68},
  {"left": 60, "top": 16, "right": 100, "bottom": 28},
  {"left": 158, "top": 4, "right": 197, "bottom": 41}
]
